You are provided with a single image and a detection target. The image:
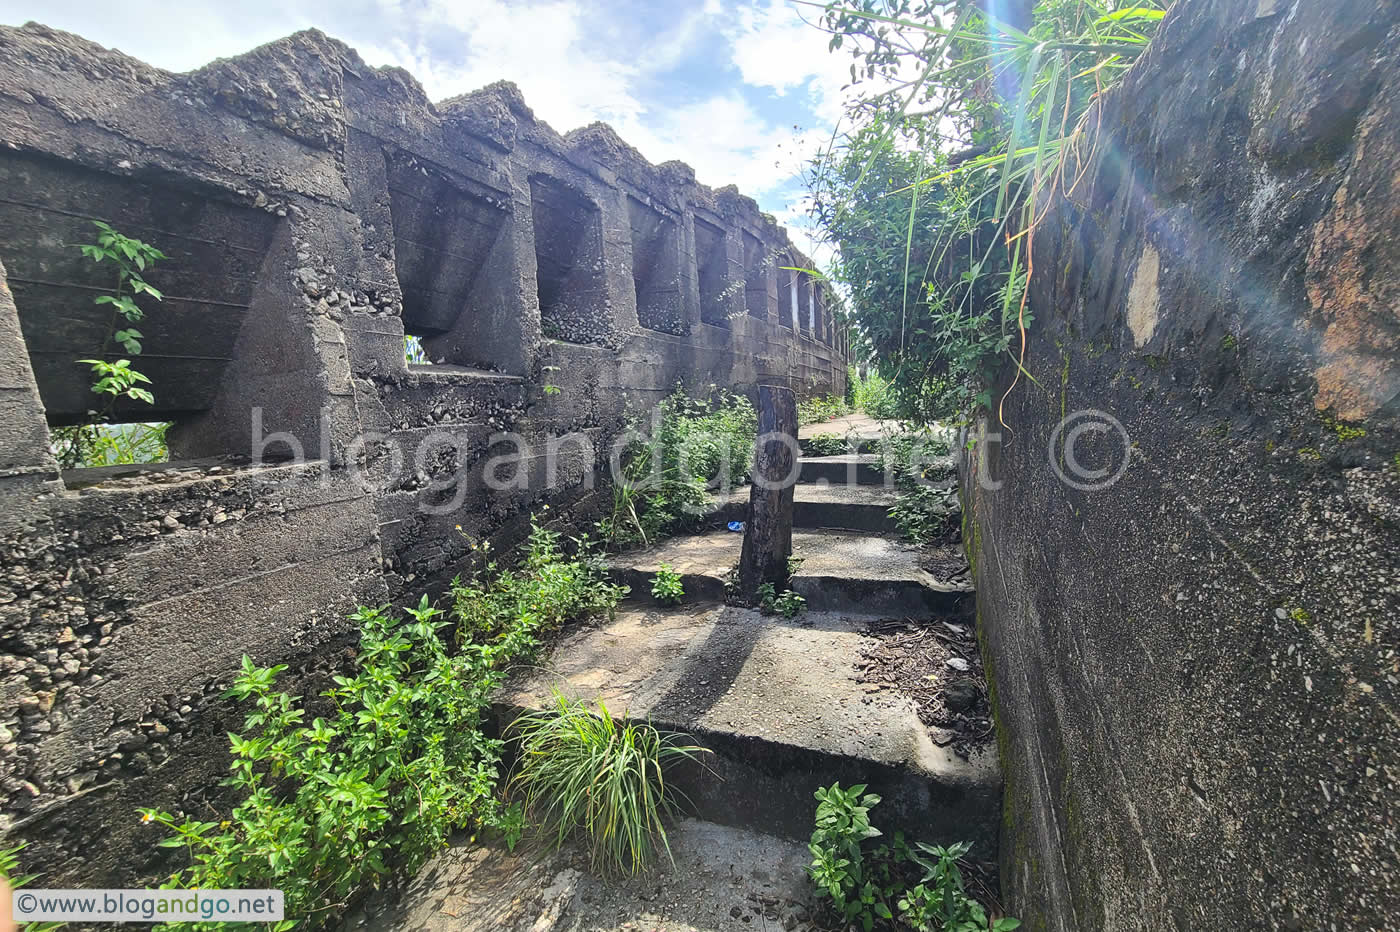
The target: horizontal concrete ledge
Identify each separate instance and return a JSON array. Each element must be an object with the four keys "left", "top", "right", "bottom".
[
  {"left": 495, "top": 600, "right": 1000, "bottom": 847},
  {"left": 608, "top": 528, "right": 973, "bottom": 616},
  {"left": 713, "top": 481, "right": 900, "bottom": 532}
]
